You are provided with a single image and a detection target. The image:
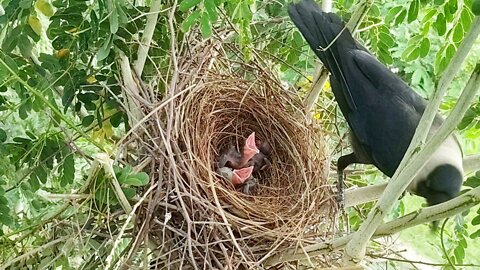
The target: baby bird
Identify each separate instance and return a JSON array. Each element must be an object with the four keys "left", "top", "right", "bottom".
[
  {"left": 218, "top": 132, "right": 260, "bottom": 169},
  {"left": 217, "top": 132, "right": 271, "bottom": 194},
  {"left": 217, "top": 166, "right": 255, "bottom": 186}
]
